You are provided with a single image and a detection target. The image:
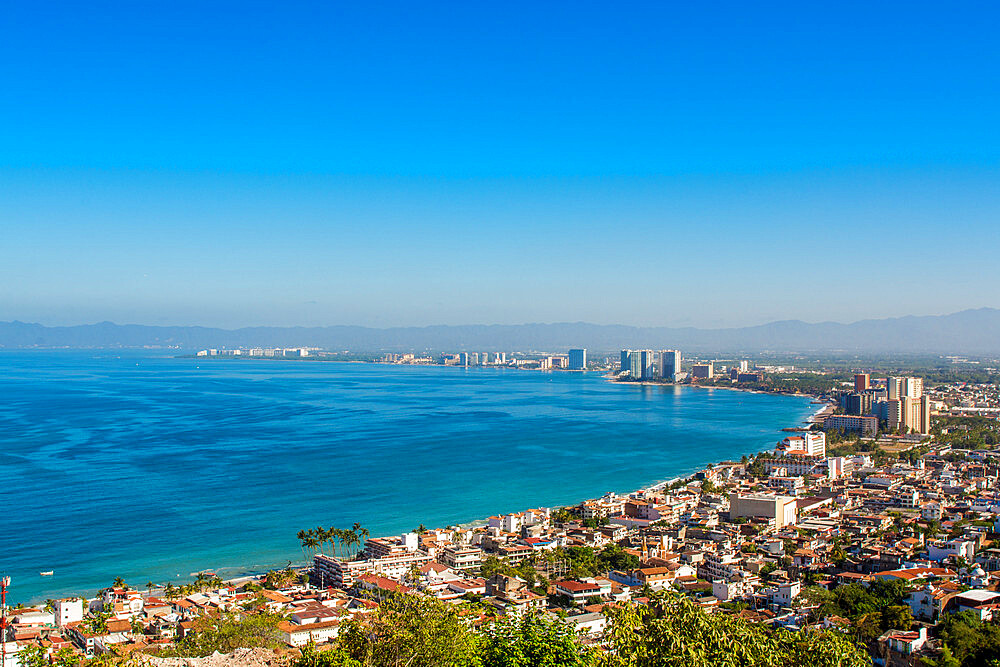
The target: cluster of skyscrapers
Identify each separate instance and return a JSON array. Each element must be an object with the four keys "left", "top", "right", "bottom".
[
  {"left": 619, "top": 349, "right": 682, "bottom": 381},
  {"left": 838, "top": 373, "right": 931, "bottom": 435}
]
